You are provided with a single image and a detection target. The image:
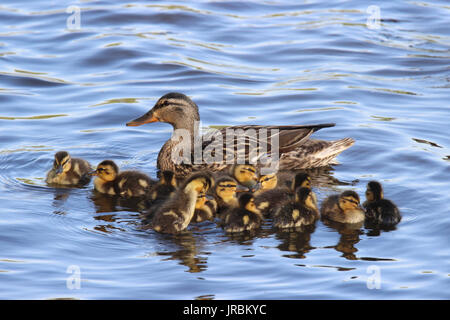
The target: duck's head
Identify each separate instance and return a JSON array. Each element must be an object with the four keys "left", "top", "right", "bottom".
[
  {"left": 160, "top": 170, "right": 177, "bottom": 188},
  {"left": 182, "top": 171, "right": 214, "bottom": 194},
  {"left": 52, "top": 151, "right": 72, "bottom": 175},
  {"left": 91, "top": 160, "right": 119, "bottom": 182},
  {"left": 295, "top": 187, "right": 317, "bottom": 211},
  {"left": 215, "top": 176, "right": 248, "bottom": 201},
  {"left": 365, "top": 181, "right": 383, "bottom": 202},
  {"left": 292, "top": 172, "right": 311, "bottom": 190},
  {"left": 126, "top": 92, "right": 200, "bottom": 131},
  {"left": 231, "top": 164, "right": 258, "bottom": 189},
  {"left": 238, "top": 192, "right": 260, "bottom": 214},
  {"left": 258, "top": 173, "right": 278, "bottom": 191},
  {"left": 195, "top": 192, "right": 207, "bottom": 209},
  {"left": 338, "top": 190, "right": 362, "bottom": 213}
]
